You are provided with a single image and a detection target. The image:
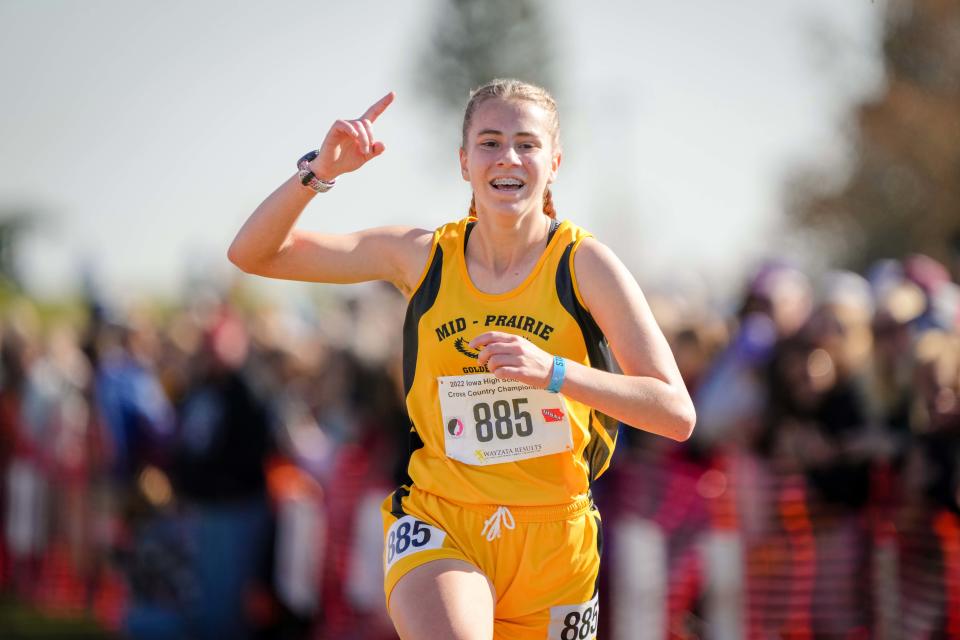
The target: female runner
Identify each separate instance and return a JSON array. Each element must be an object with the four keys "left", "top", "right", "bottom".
[{"left": 229, "top": 79, "right": 695, "bottom": 640}]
